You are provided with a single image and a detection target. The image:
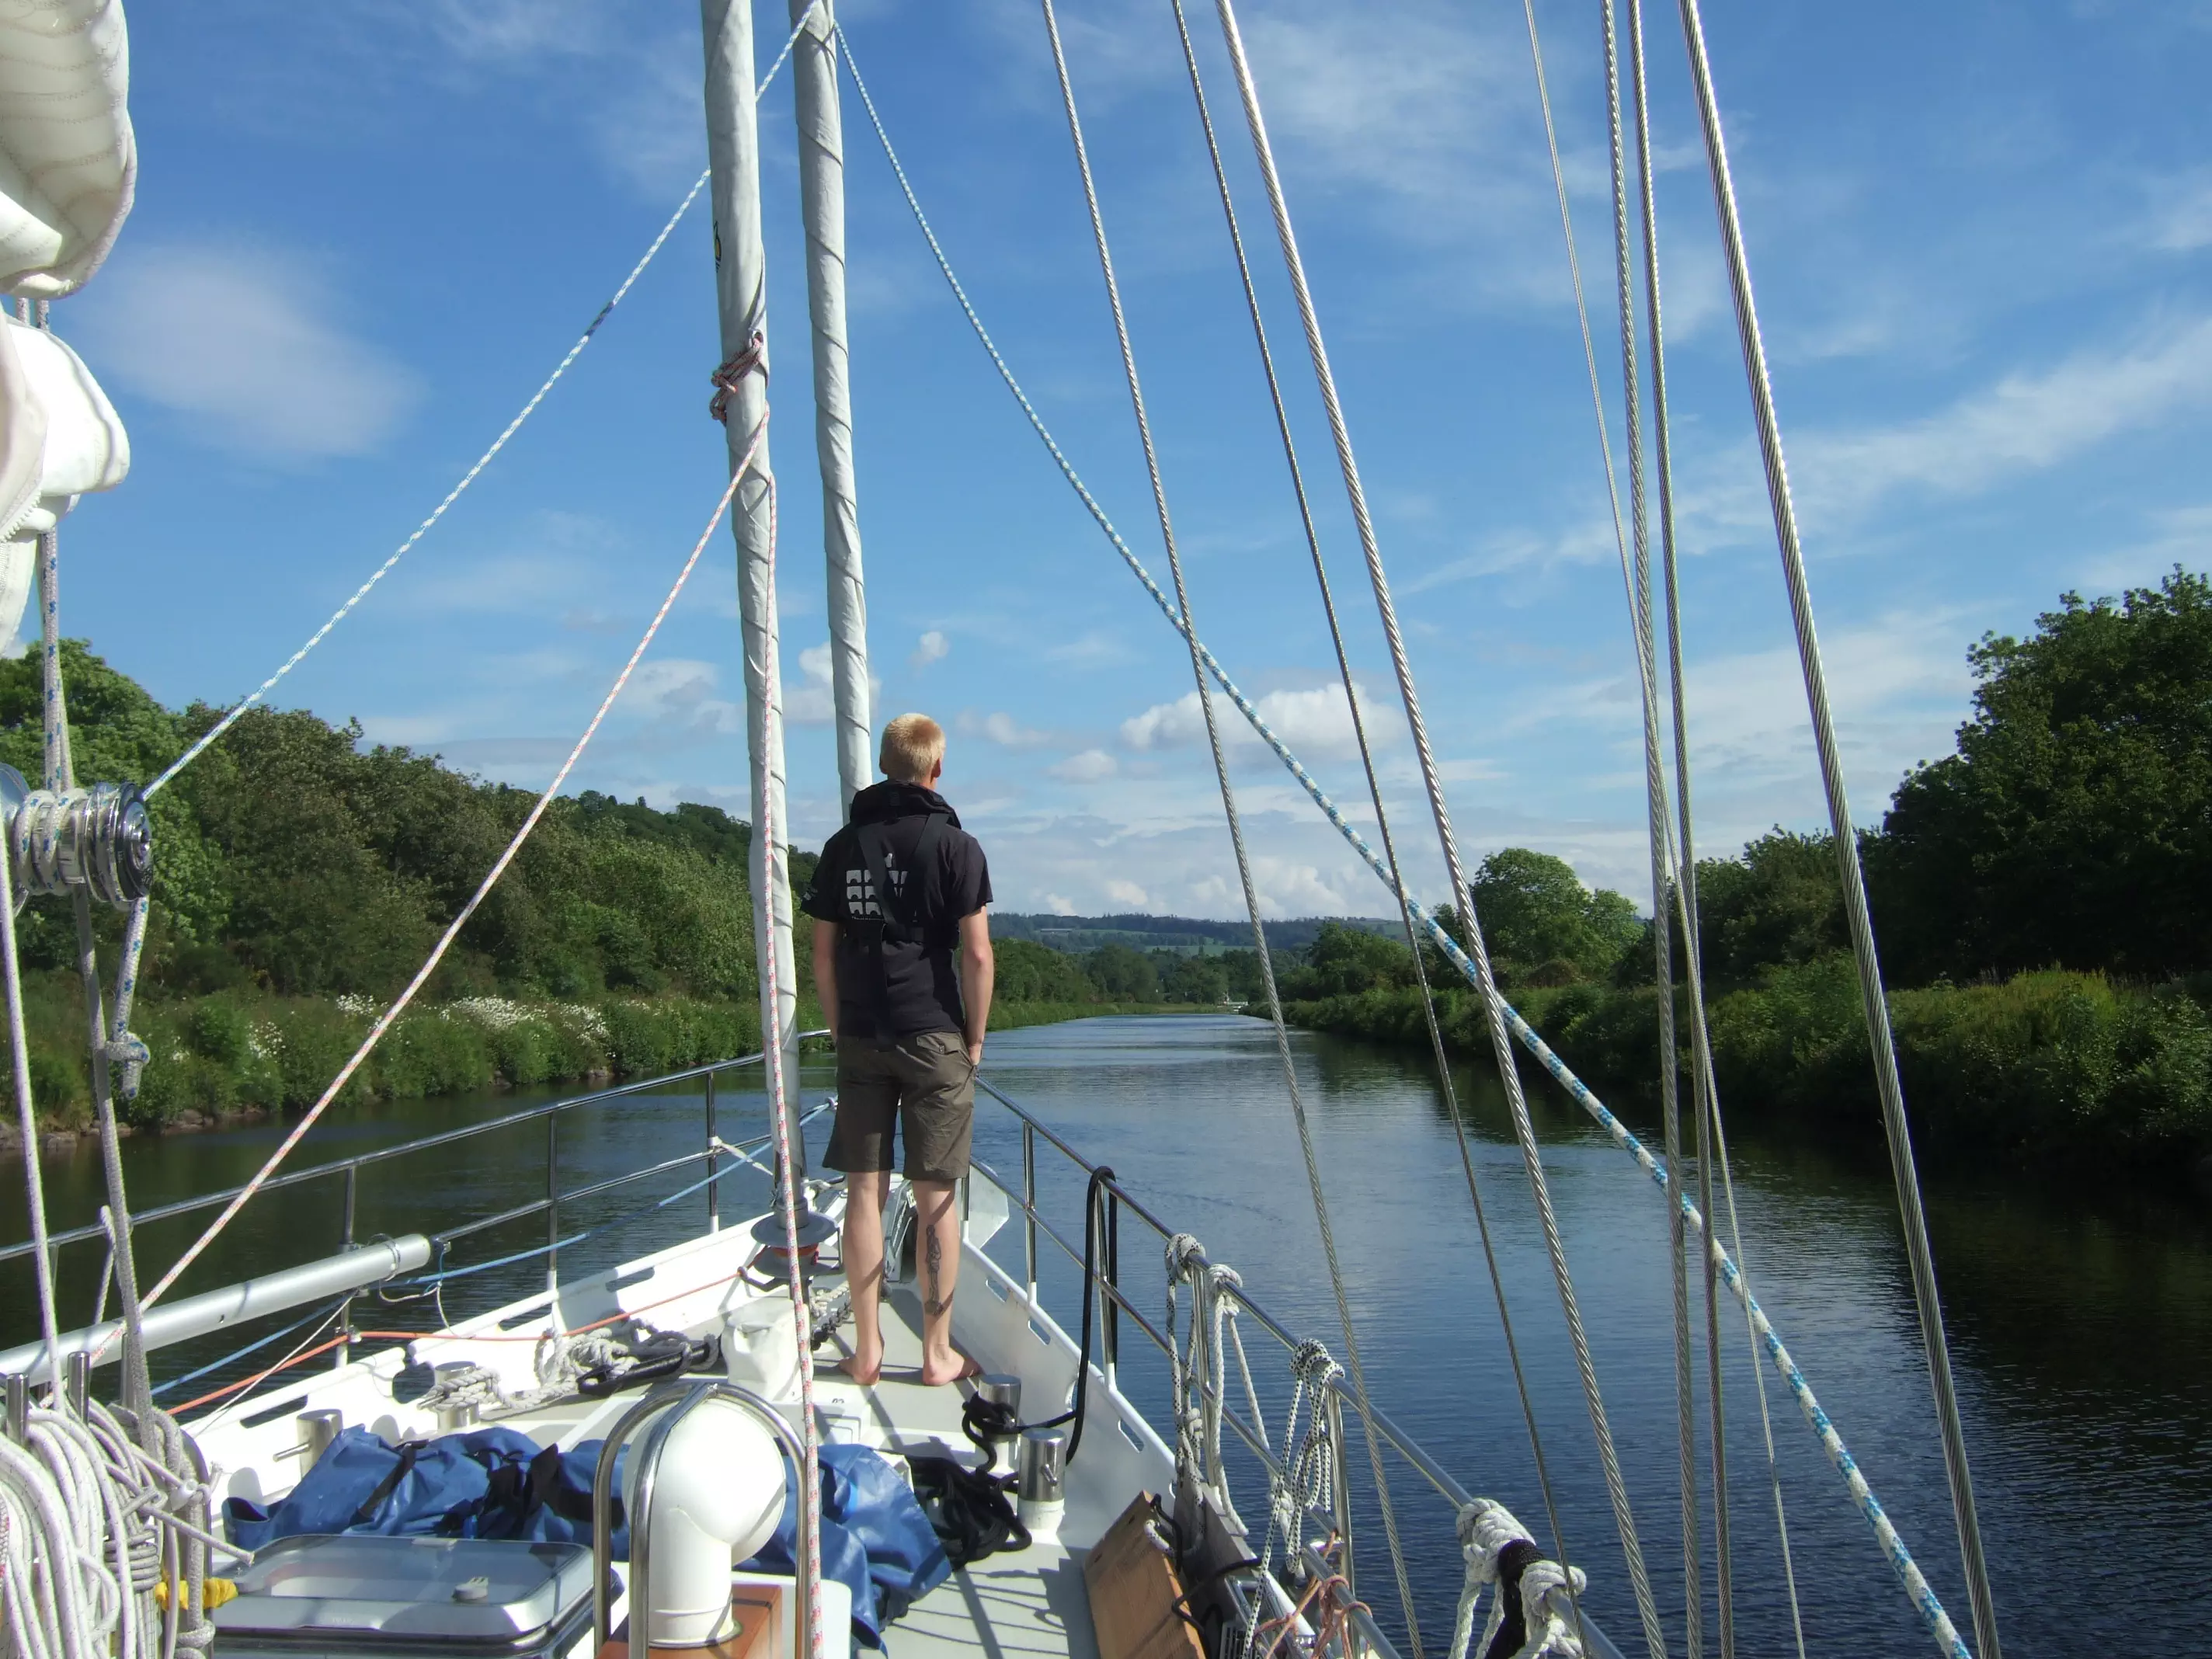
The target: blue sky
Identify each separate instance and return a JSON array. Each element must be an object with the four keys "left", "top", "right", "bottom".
[{"left": 41, "top": 0, "right": 2212, "bottom": 919}]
